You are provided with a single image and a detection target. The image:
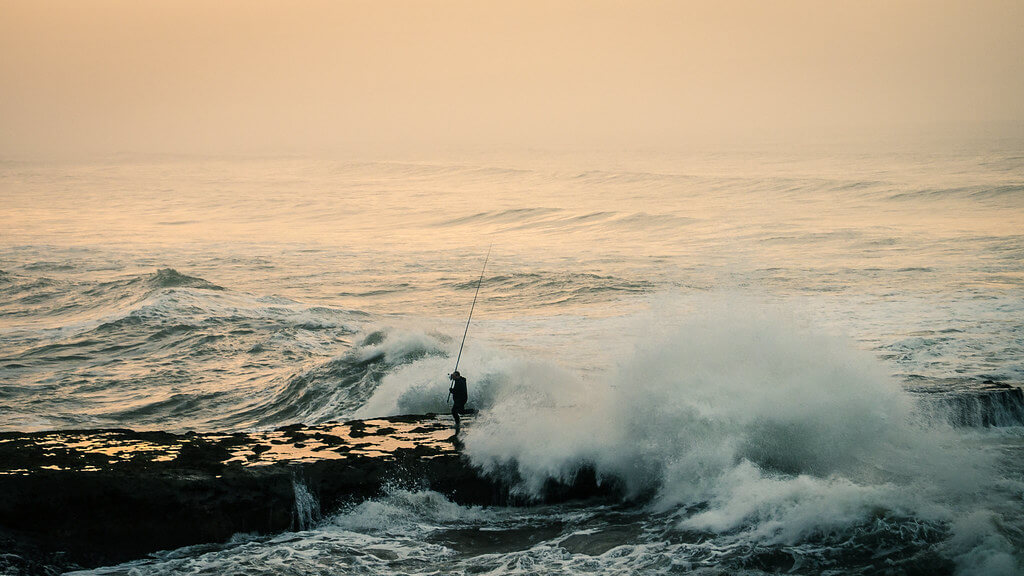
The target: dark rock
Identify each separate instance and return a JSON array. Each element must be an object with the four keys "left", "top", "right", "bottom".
[{"left": 0, "top": 414, "right": 618, "bottom": 574}]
